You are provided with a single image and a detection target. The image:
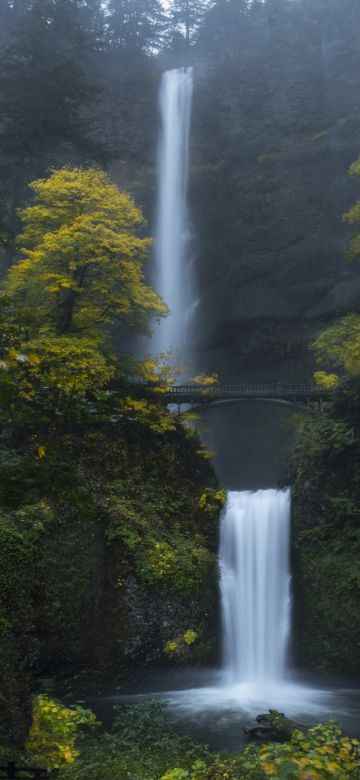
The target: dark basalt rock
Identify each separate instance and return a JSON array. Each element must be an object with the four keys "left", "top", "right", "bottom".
[{"left": 245, "top": 709, "right": 307, "bottom": 742}]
